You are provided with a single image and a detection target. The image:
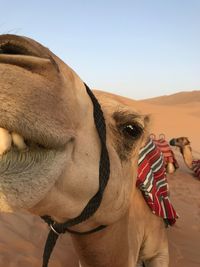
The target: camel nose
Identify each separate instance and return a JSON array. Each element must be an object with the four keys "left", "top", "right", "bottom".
[
  {"left": 0, "top": 34, "right": 60, "bottom": 73},
  {"left": 0, "top": 34, "right": 49, "bottom": 58},
  {"left": 169, "top": 139, "right": 176, "bottom": 146}
]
